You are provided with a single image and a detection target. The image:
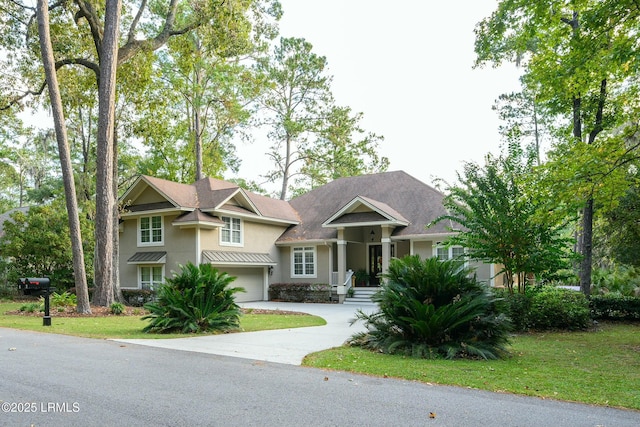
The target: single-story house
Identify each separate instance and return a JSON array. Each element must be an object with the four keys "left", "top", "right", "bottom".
[{"left": 118, "top": 170, "right": 498, "bottom": 302}]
